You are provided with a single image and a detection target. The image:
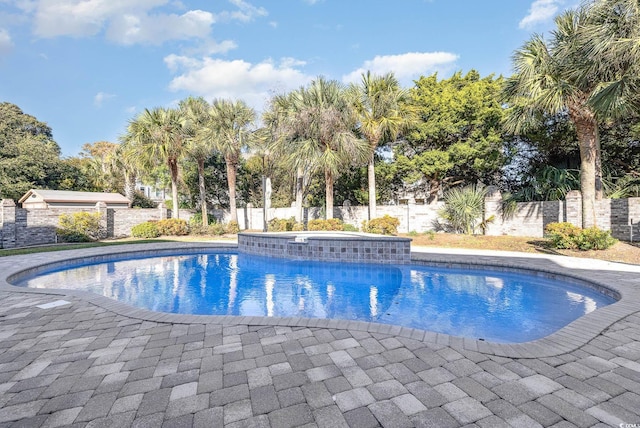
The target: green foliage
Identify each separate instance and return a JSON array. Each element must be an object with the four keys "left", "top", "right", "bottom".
[
  {"left": 131, "top": 191, "right": 157, "bottom": 208},
  {"left": 57, "top": 212, "right": 102, "bottom": 242},
  {"left": 131, "top": 222, "right": 160, "bottom": 238},
  {"left": 342, "top": 223, "right": 359, "bottom": 232},
  {"left": 268, "top": 217, "right": 297, "bottom": 232},
  {"left": 439, "top": 186, "right": 487, "bottom": 235},
  {"left": 0, "top": 102, "right": 69, "bottom": 201},
  {"left": 545, "top": 222, "right": 617, "bottom": 250},
  {"left": 308, "top": 218, "right": 345, "bottom": 231},
  {"left": 226, "top": 220, "right": 240, "bottom": 234},
  {"left": 156, "top": 219, "right": 189, "bottom": 236},
  {"left": 399, "top": 71, "right": 506, "bottom": 197},
  {"left": 361, "top": 215, "right": 400, "bottom": 235}
]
